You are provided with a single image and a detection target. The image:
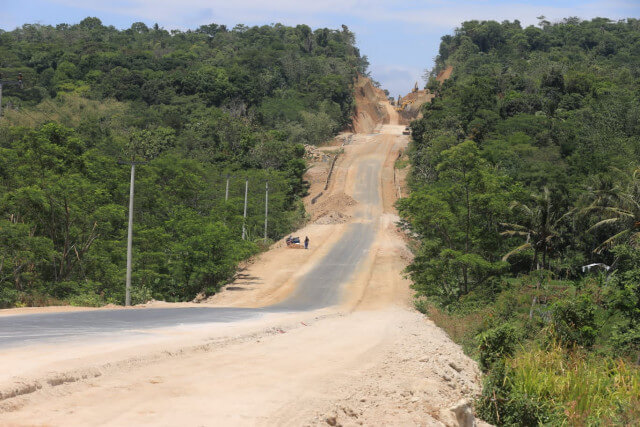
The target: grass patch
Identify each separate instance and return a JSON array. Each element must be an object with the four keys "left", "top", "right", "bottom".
[
  {"left": 503, "top": 344, "right": 640, "bottom": 424},
  {"left": 395, "top": 158, "right": 409, "bottom": 170},
  {"left": 415, "top": 298, "right": 488, "bottom": 355}
]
